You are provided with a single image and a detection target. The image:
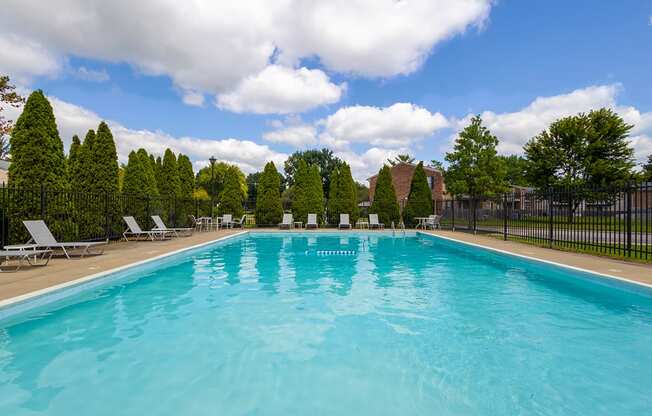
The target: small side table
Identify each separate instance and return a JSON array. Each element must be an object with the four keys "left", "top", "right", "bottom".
[
  {"left": 356, "top": 220, "right": 369, "bottom": 229},
  {"left": 293, "top": 221, "right": 303, "bottom": 229}
]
